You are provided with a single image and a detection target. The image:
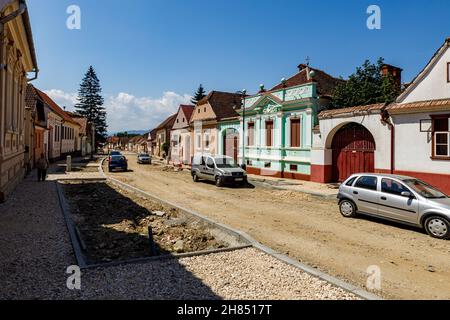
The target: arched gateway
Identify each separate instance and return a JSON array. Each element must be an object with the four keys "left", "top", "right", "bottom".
[{"left": 331, "top": 123, "right": 376, "bottom": 182}]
